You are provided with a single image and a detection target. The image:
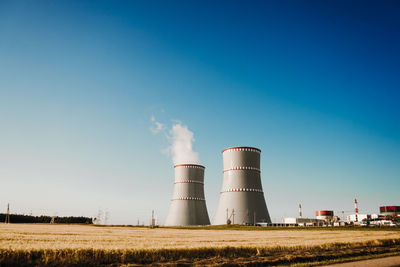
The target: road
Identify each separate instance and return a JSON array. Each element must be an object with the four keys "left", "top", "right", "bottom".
[{"left": 323, "top": 256, "right": 400, "bottom": 267}]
